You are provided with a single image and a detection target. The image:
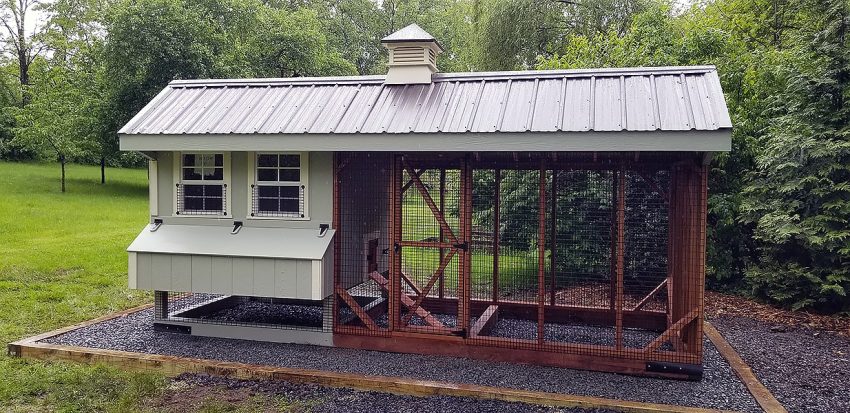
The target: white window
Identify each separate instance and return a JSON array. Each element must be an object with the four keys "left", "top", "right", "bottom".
[
  {"left": 251, "top": 153, "right": 307, "bottom": 219},
  {"left": 176, "top": 153, "right": 227, "bottom": 215}
]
